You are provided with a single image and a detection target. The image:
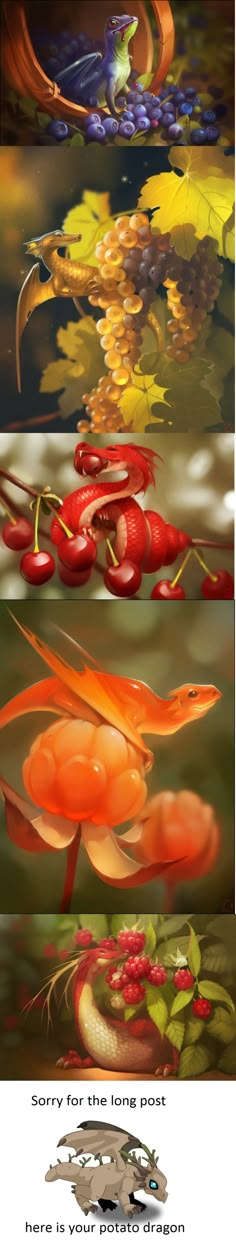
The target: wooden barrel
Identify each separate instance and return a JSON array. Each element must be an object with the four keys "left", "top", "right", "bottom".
[{"left": 1, "top": 1, "right": 175, "bottom": 121}]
